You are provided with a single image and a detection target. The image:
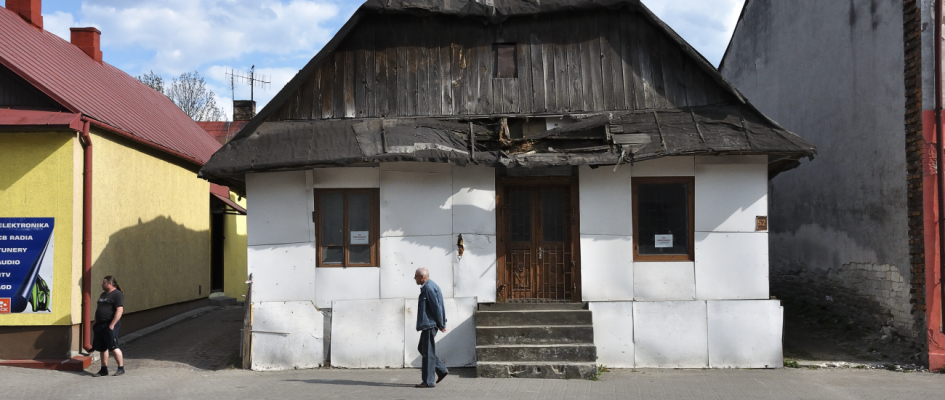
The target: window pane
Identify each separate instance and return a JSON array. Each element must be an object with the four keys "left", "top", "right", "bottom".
[
  {"left": 637, "top": 183, "right": 689, "bottom": 255},
  {"left": 349, "top": 245, "right": 371, "bottom": 264},
  {"left": 509, "top": 189, "right": 531, "bottom": 242},
  {"left": 322, "top": 246, "right": 343, "bottom": 264},
  {"left": 541, "top": 189, "right": 567, "bottom": 242},
  {"left": 320, "top": 193, "right": 344, "bottom": 245},
  {"left": 348, "top": 192, "right": 371, "bottom": 234}
]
